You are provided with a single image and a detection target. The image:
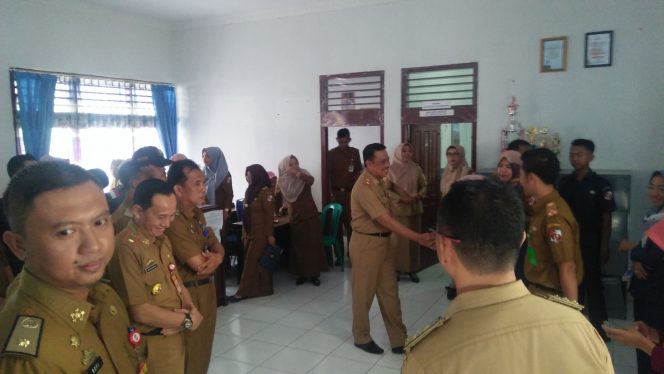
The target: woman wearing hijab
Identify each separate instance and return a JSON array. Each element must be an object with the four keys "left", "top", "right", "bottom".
[
  {"left": 202, "top": 147, "right": 234, "bottom": 218},
  {"left": 495, "top": 150, "right": 522, "bottom": 186},
  {"left": 388, "top": 143, "right": 427, "bottom": 282},
  {"left": 228, "top": 164, "right": 275, "bottom": 302},
  {"left": 614, "top": 170, "right": 664, "bottom": 373},
  {"left": 440, "top": 144, "right": 471, "bottom": 196},
  {"left": 278, "top": 155, "right": 328, "bottom": 286}
]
